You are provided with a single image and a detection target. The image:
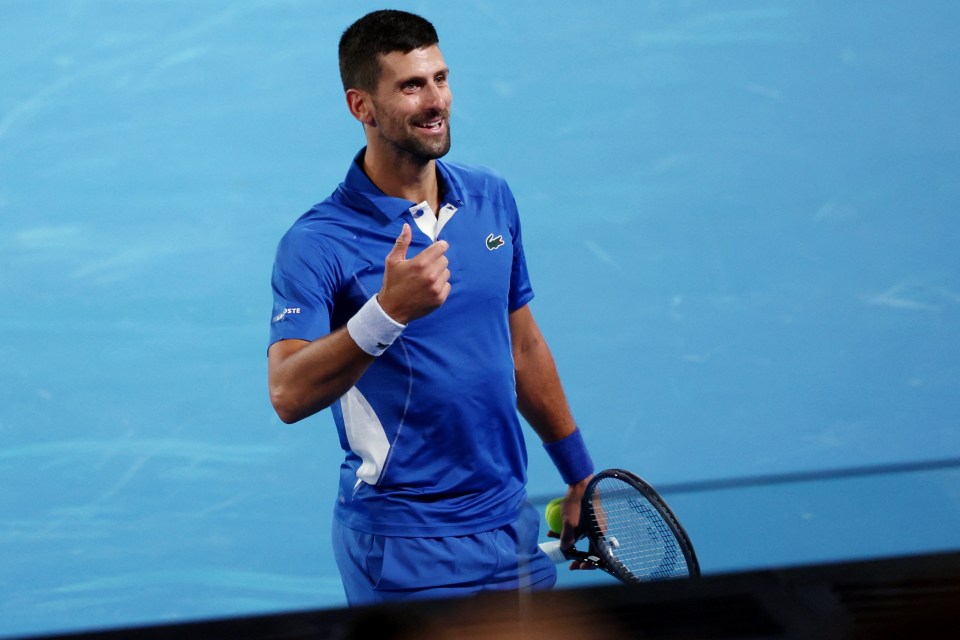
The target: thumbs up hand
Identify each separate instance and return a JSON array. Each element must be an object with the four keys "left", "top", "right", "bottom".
[{"left": 377, "top": 223, "right": 451, "bottom": 324}]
